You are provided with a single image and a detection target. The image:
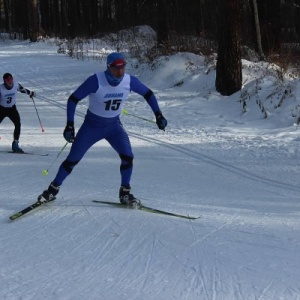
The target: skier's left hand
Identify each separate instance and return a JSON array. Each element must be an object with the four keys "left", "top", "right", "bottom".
[{"left": 155, "top": 111, "right": 167, "bottom": 131}]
